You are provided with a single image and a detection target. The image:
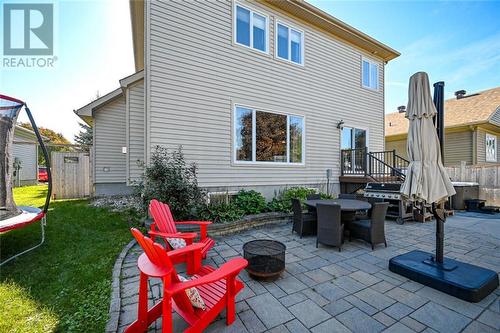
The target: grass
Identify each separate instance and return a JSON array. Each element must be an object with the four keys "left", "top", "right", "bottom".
[{"left": 0, "top": 185, "right": 136, "bottom": 332}]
